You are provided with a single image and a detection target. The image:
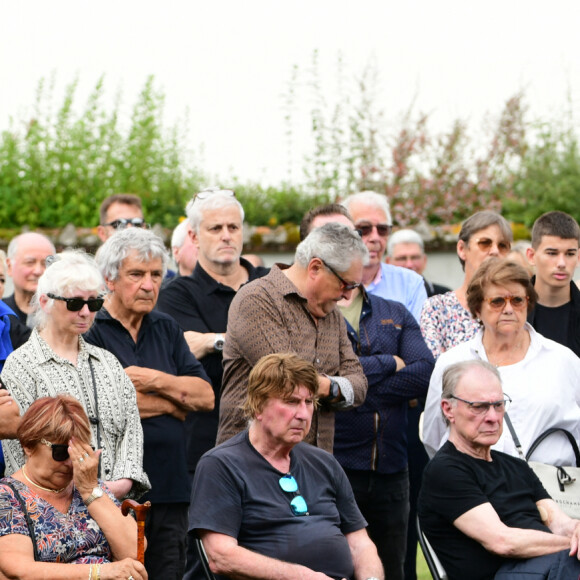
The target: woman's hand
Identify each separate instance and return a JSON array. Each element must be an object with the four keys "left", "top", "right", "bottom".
[
  {"left": 68, "top": 437, "right": 101, "bottom": 499},
  {"left": 100, "top": 558, "right": 148, "bottom": 579}
]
